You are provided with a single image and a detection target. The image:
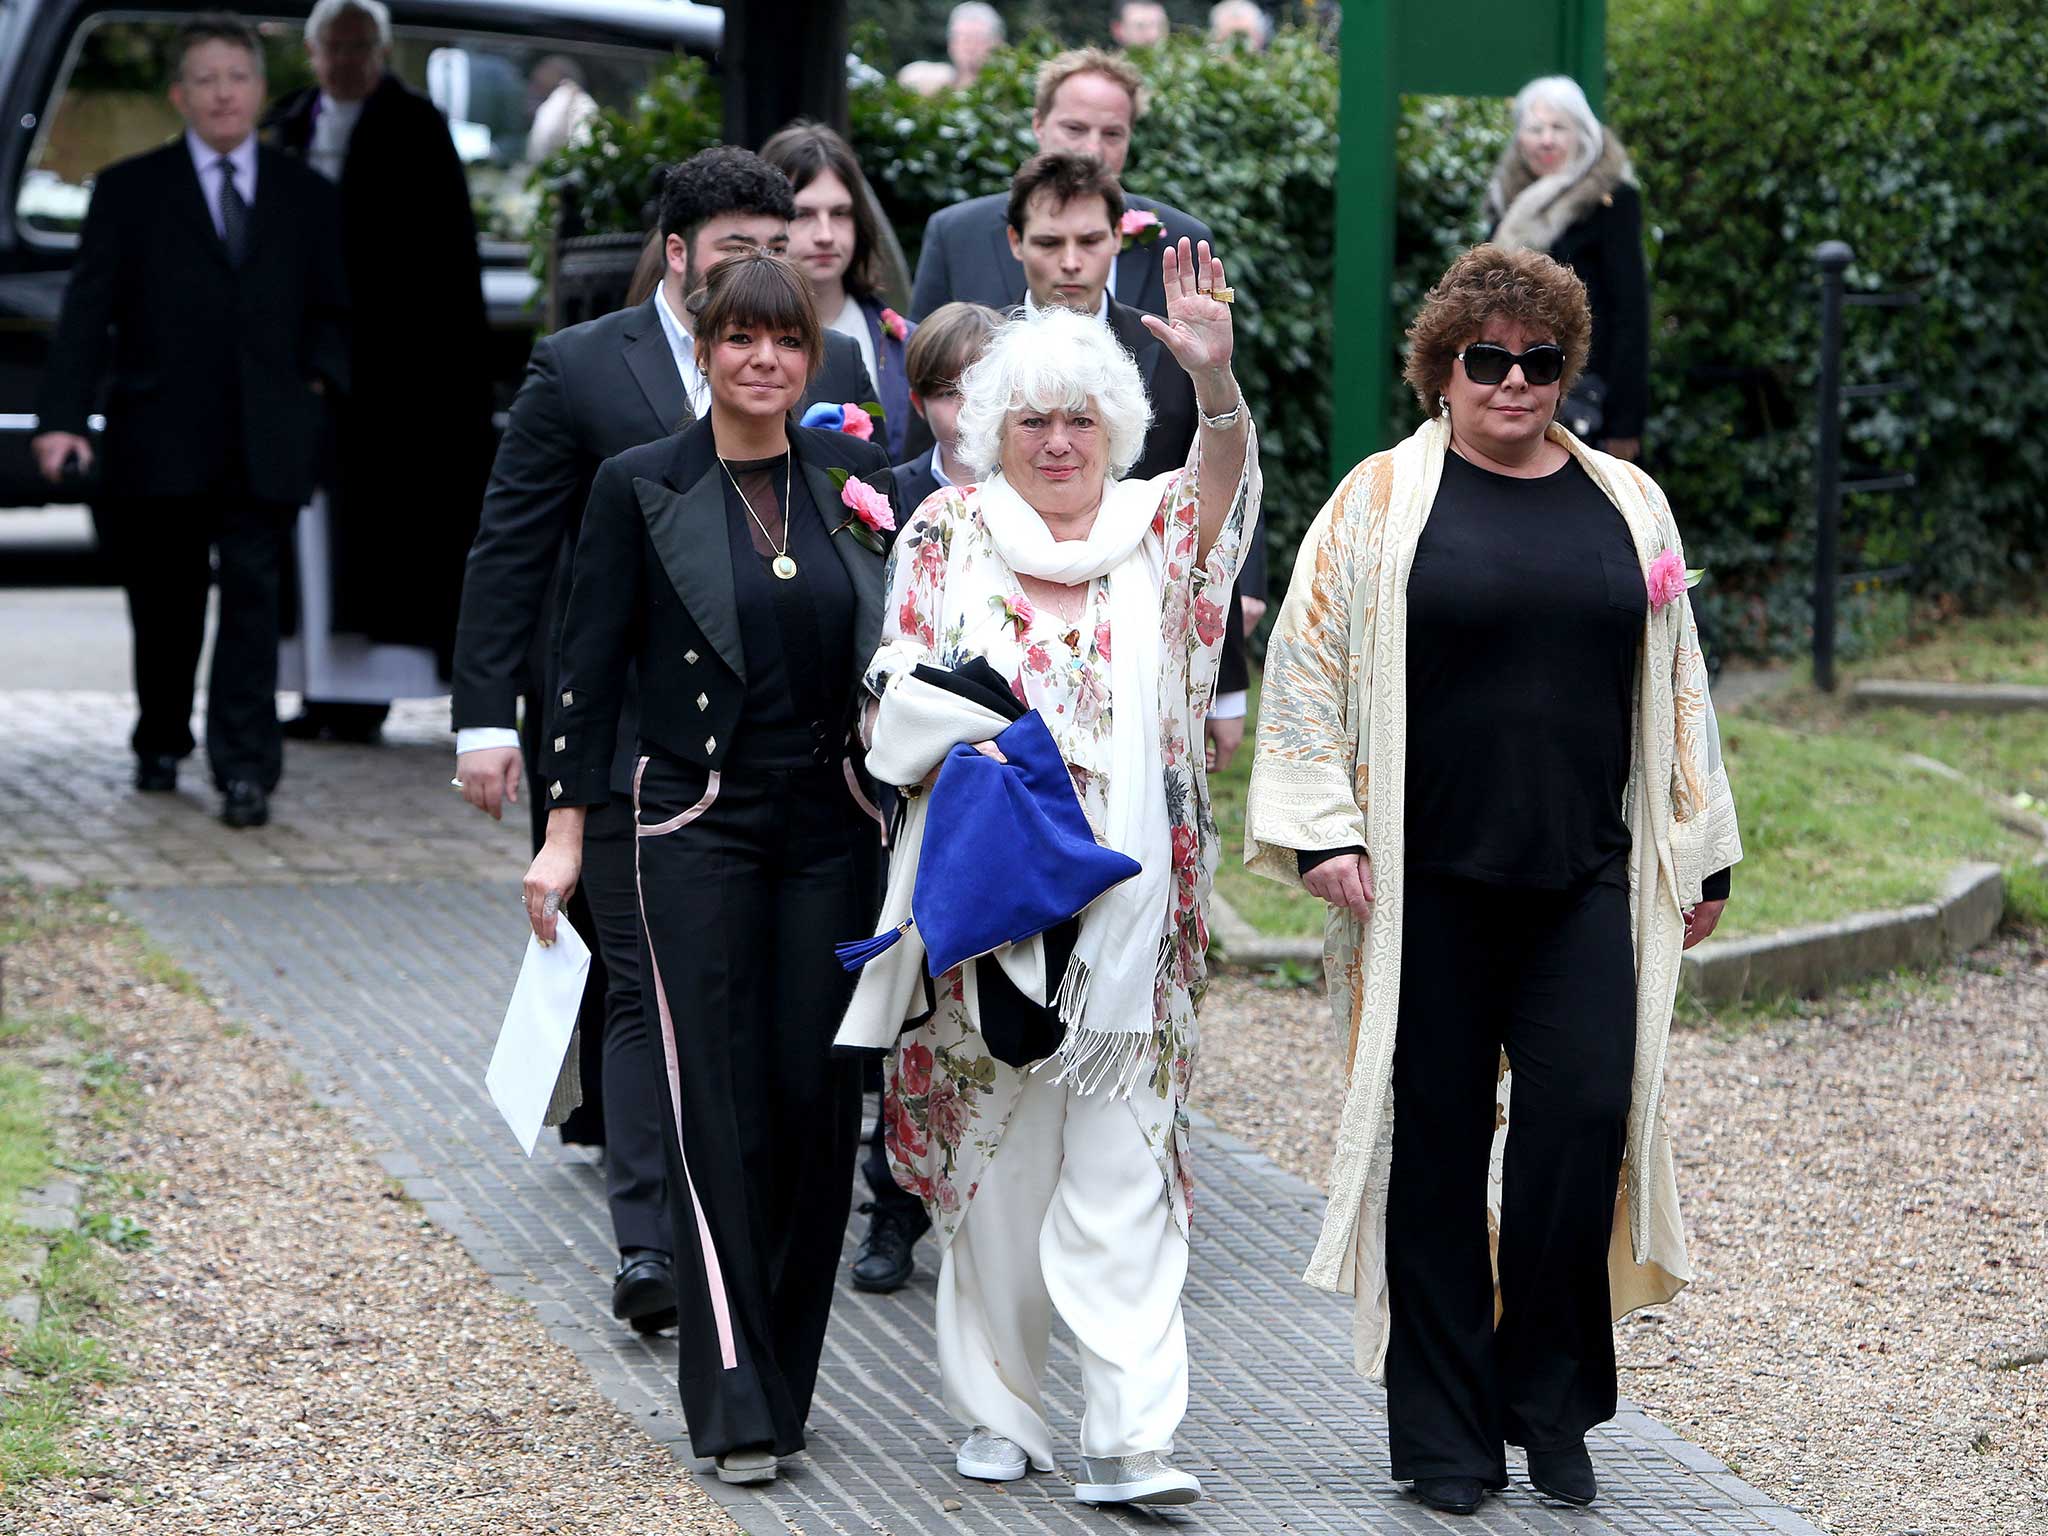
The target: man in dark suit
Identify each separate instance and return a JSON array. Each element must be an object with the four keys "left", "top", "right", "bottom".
[
  {"left": 267, "top": 0, "right": 490, "bottom": 742},
  {"left": 33, "top": 12, "right": 347, "bottom": 829},
  {"left": 1001, "top": 151, "right": 1263, "bottom": 763},
  {"left": 449, "top": 146, "right": 876, "bottom": 1336},
  {"left": 909, "top": 47, "right": 1212, "bottom": 324}
]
